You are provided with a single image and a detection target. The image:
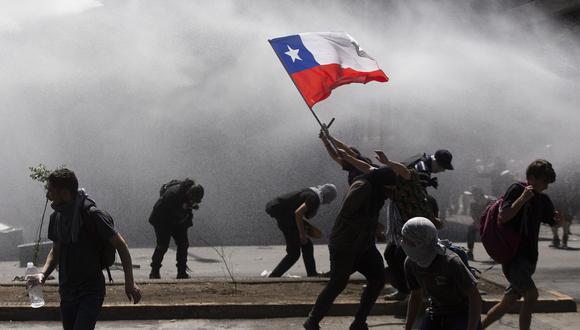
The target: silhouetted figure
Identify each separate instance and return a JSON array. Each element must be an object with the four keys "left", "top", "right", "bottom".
[
  {"left": 149, "top": 178, "right": 204, "bottom": 279},
  {"left": 482, "top": 160, "right": 561, "bottom": 330},
  {"left": 266, "top": 184, "right": 337, "bottom": 277},
  {"left": 403, "top": 217, "right": 482, "bottom": 330},
  {"left": 304, "top": 167, "right": 395, "bottom": 330},
  {"left": 28, "top": 168, "right": 141, "bottom": 330}
]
